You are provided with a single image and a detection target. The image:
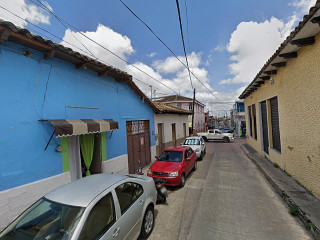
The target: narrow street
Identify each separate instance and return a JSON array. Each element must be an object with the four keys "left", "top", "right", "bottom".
[{"left": 148, "top": 139, "right": 312, "bottom": 240}]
